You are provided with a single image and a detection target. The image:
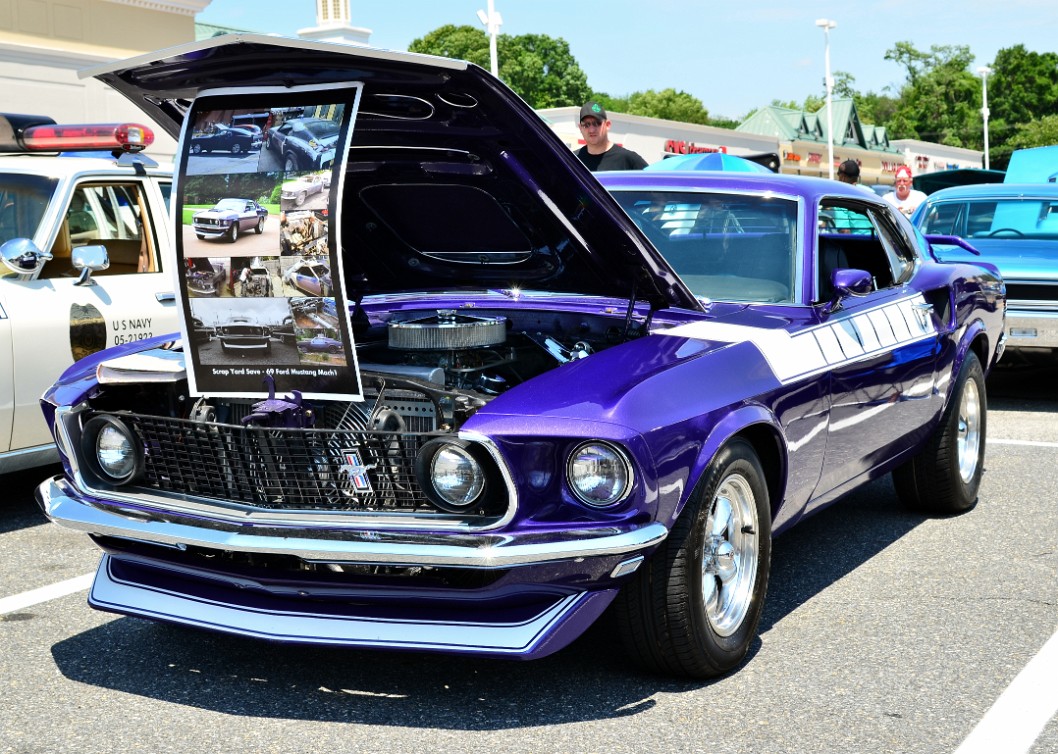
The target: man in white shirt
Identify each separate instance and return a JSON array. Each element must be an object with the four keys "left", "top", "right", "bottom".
[{"left": 884, "top": 165, "right": 927, "bottom": 218}]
